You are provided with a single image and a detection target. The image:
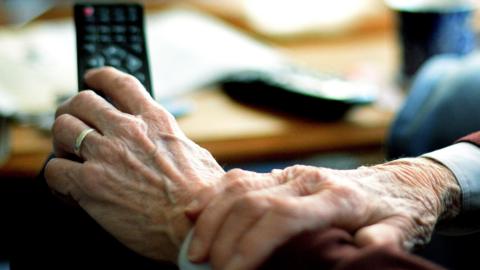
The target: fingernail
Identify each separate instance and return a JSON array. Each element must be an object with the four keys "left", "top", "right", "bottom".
[
  {"left": 187, "top": 238, "right": 203, "bottom": 262},
  {"left": 225, "top": 254, "right": 244, "bottom": 270}
]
